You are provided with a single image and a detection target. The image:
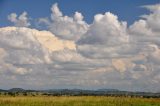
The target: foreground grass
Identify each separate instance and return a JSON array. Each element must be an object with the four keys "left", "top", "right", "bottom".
[{"left": 0, "top": 96, "right": 160, "bottom": 106}]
